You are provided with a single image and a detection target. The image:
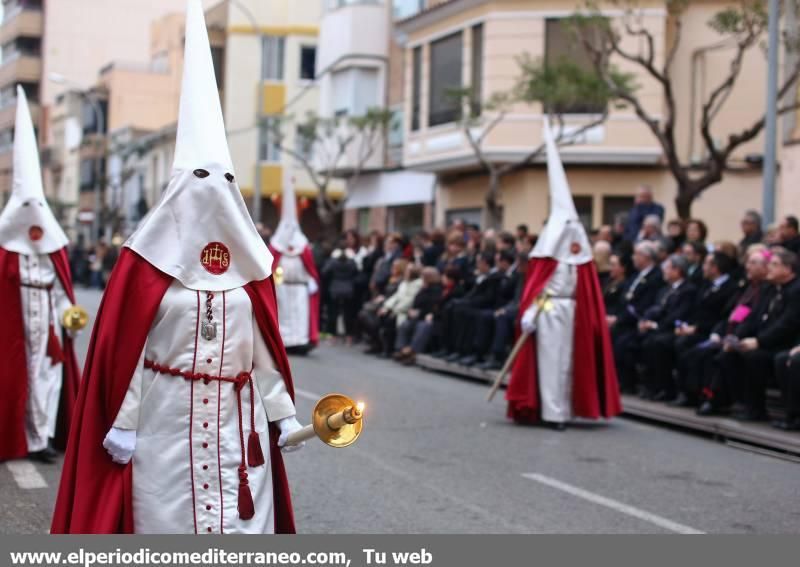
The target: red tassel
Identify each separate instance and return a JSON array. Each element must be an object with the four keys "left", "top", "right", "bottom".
[
  {"left": 247, "top": 431, "right": 266, "bottom": 467},
  {"left": 47, "top": 324, "right": 65, "bottom": 365},
  {"left": 237, "top": 467, "right": 255, "bottom": 520}
]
